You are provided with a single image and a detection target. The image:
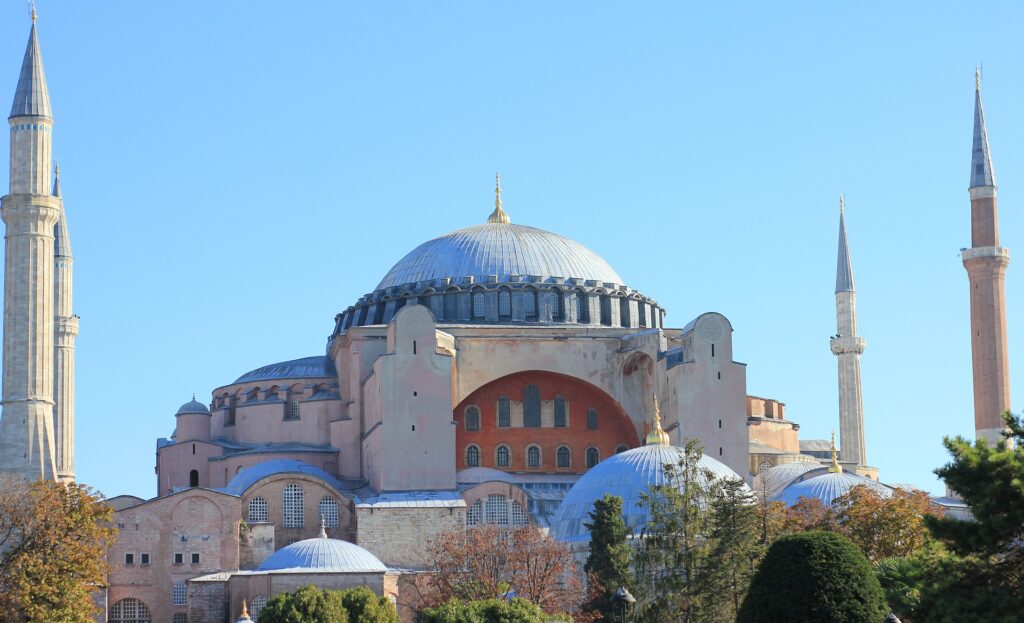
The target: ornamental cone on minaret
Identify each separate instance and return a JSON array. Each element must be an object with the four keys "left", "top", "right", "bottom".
[
  {"left": 962, "top": 67, "right": 1012, "bottom": 446},
  {"left": 645, "top": 393, "right": 670, "bottom": 446},
  {"left": 0, "top": 11, "right": 64, "bottom": 481},
  {"left": 830, "top": 194, "right": 868, "bottom": 468}
]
